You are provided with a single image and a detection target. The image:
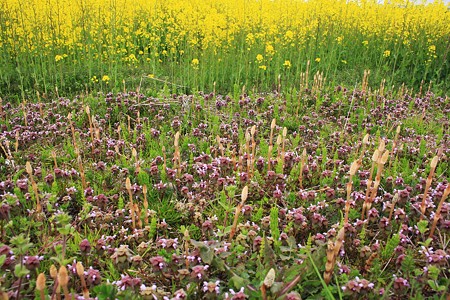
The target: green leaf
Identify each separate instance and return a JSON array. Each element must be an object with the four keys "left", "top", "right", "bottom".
[
  {"left": 0, "top": 254, "right": 6, "bottom": 266},
  {"left": 93, "top": 283, "right": 118, "bottom": 300},
  {"left": 14, "top": 264, "right": 30, "bottom": 277},
  {"left": 263, "top": 237, "right": 276, "bottom": 269},
  {"left": 427, "top": 280, "right": 438, "bottom": 291},
  {"left": 417, "top": 220, "right": 428, "bottom": 234},
  {"left": 199, "top": 245, "right": 213, "bottom": 264},
  {"left": 382, "top": 233, "right": 400, "bottom": 260},
  {"left": 427, "top": 265, "right": 440, "bottom": 281},
  {"left": 212, "top": 256, "right": 226, "bottom": 272},
  {"left": 284, "top": 264, "right": 306, "bottom": 282},
  {"left": 230, "top": 275, "right": 248, "bottom": 290}
]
